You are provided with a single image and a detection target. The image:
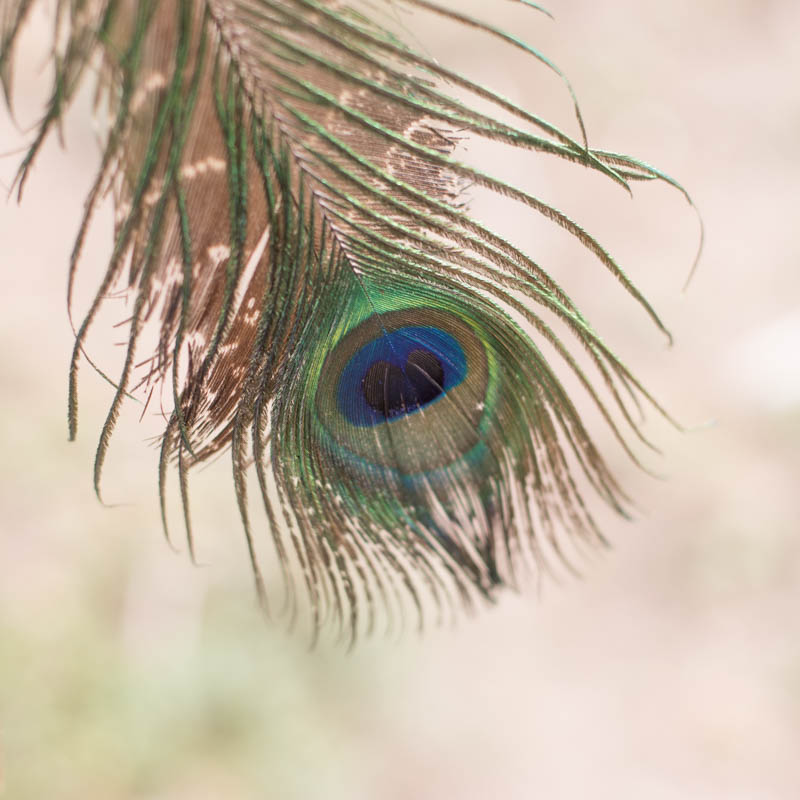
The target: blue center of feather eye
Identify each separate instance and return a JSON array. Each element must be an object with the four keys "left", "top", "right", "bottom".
[{"left": 337, "top": 326, "right": 467, "bottom": 427}]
